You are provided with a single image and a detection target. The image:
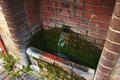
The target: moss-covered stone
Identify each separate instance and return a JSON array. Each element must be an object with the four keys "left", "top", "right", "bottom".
[{"left": 29, "top": 27, "right": 102, "bottom": 69}]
